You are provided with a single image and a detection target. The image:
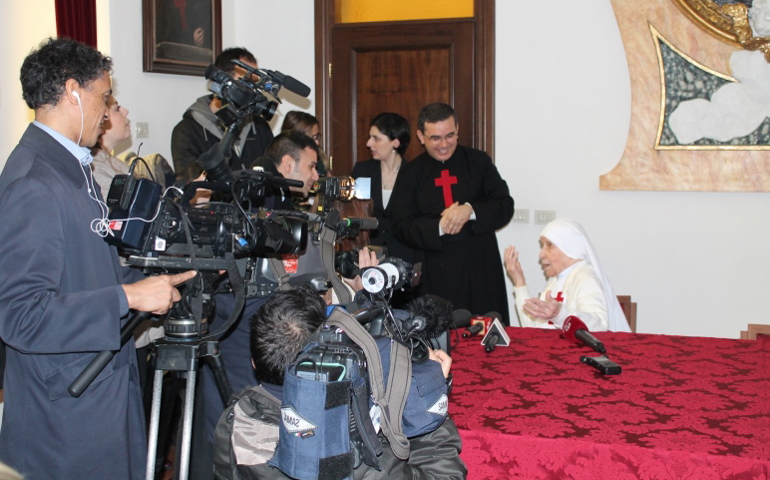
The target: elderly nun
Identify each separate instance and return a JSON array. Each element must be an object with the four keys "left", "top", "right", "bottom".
[{"left": 504, "top": 218, "right": 630, "bottom": 332}]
